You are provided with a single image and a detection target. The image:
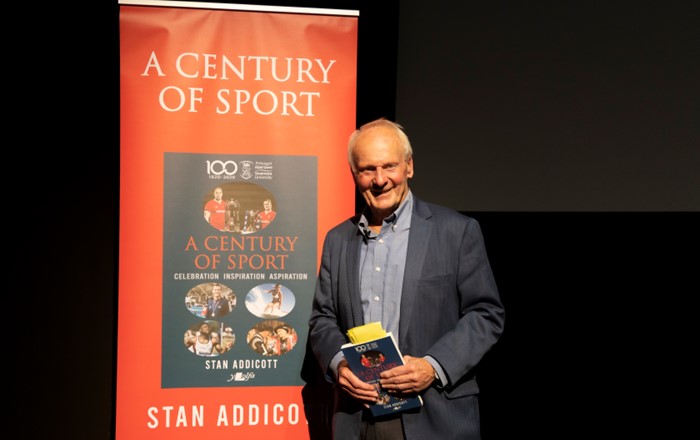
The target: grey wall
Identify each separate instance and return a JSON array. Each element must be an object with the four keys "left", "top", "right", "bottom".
[{"left": 395, "top": 2, "right": 699, "bottom": 211}]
